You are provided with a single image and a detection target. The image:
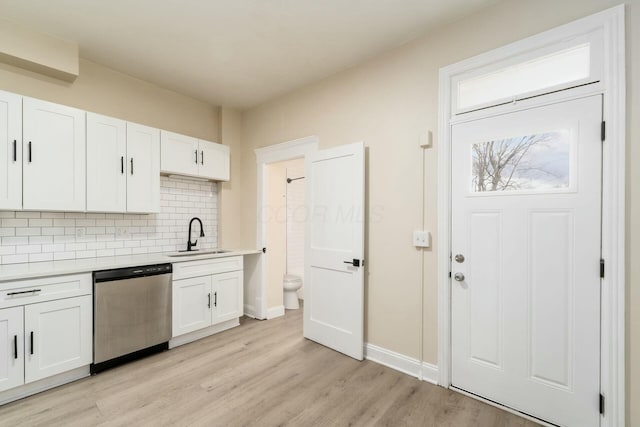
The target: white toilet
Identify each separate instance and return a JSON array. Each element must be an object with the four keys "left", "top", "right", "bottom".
[{"left": 283, "top": 274, "right": 303, "bottom": 309}]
